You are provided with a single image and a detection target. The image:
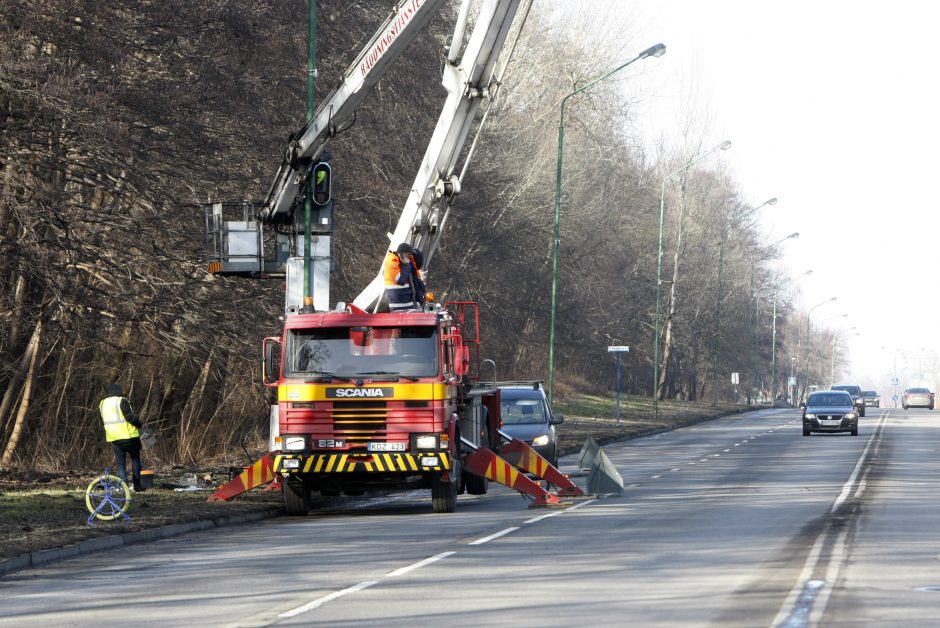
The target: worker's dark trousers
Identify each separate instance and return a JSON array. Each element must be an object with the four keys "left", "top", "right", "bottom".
[{"left": 111, "top": 438, "right": 142, "bottom": 489}]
